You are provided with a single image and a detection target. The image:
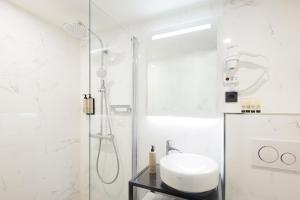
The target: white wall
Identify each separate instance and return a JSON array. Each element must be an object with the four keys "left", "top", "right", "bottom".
[
  {"left": 220, "top": 0, "right": 300, "bottom": 113},
  {"left": 137, "top": 116, "right": 223, "bottom": 170},
  {"left": 225, "top": 114, "right": 300, "bottom": 200},
  {"left": 0, "top": 1, "right": 81, "bottom": 200},
  {"left": 219, "top": 1, "right": 300, "bottom": 199}
]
